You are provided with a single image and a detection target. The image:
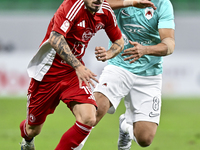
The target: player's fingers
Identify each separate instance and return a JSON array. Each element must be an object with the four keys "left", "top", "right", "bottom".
[
  {"left": 95, "top": 49, "right": 100, "bottom": 54},
  {"left": 146, "top": 4, "right": 156, "bottom": 9},
  {"left": 95, "top": 46, "right": 104, "bottom": 52},
  {"left": 123, "top": 55, "right": 135, "bottom": 61},
  {"left": 122, "top": 46, "right": 136, "bottom": 53},
  {"left": 83, "top": 78, "right": 90, "bottom": 88},
  {"left": 122, "top": 52, "right": 131, "bottom": 56},
  {"left": 95, "top": 46, "right": 101, "bottom": 50},
  {"left": 141, "top": 1, "right": 157, "bottom": 10},
  {"left": 90, "top": 72, "right": 97, "bottom": 77},
  {"left": 129, "top": 57, "right": 139, "bottom": 63},
  {"left": 88, "top": 76, "right": 99, "bottom": 88},
  {"left": 129, "top": 40, "right": 138, "bottom": 45},
  {"left": 88, "top": 79, "right": 95, "bottom": 88},
  {"left": 122, "top": 50, "right": 137, "bottom": 56},
  {"left": 96, "top": 54, "right": 107, "bottom": 62},
  {"left": 78, "top": 78, "right": 83, "bottom": 88},
  {"left": 97, "top": 51, "right": 106, "bottom": 57},
  {"left": 92, "top": 76, "right": 99, "bottom": 83},
  {"left": 98, "top": 56, "right": 106, "bottom": 61},
  {"left": 90, "top": 72, "right": 99, "bottom": 83}
]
